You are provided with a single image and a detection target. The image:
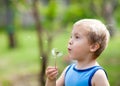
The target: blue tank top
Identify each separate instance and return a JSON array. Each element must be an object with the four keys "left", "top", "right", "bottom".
[{"left": 65, "top": 64, "right": 107, "bottom": 86}]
